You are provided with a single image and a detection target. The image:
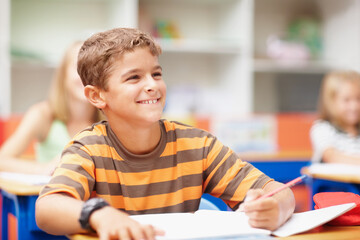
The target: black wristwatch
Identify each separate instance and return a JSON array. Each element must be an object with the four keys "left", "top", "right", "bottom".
[{"left": 79, "top": 198, "right": 109, "bottom": 232}]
